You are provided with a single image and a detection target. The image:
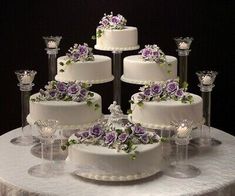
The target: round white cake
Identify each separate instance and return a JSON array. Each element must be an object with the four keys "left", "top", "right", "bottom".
[
  {"left": 95, "top": 26, "right": 139, "bottom": 51},
  {"left": 55, "top": 55, "right": 114, "bottom": 84},
  {"left": 67, "top": 134, "right": 163, "bottom": 181},
  {"left": 129, "top": 93, "right": 203, "bottom": 130},
  {"left": 121, "top": 55, "right": 177, "bottom": 84},
  {"left": 27, "top": 92, "right": 102, "bottom": 129}
]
